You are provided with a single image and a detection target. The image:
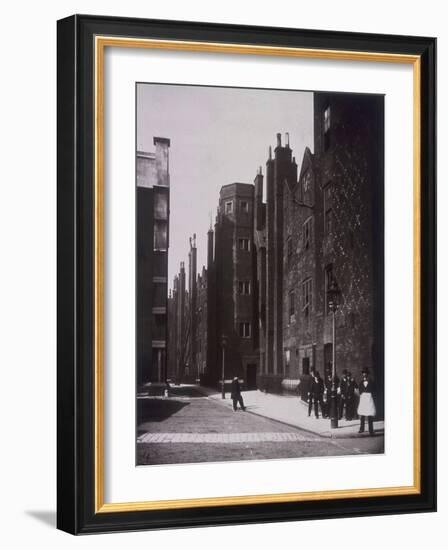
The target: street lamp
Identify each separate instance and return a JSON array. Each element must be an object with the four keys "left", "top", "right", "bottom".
[
  {"left": 327, "top": 279, "right": 342, "bottom": 429},
  {"left": 221, "top": 335, "right": 227, "bottom": 399}
]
